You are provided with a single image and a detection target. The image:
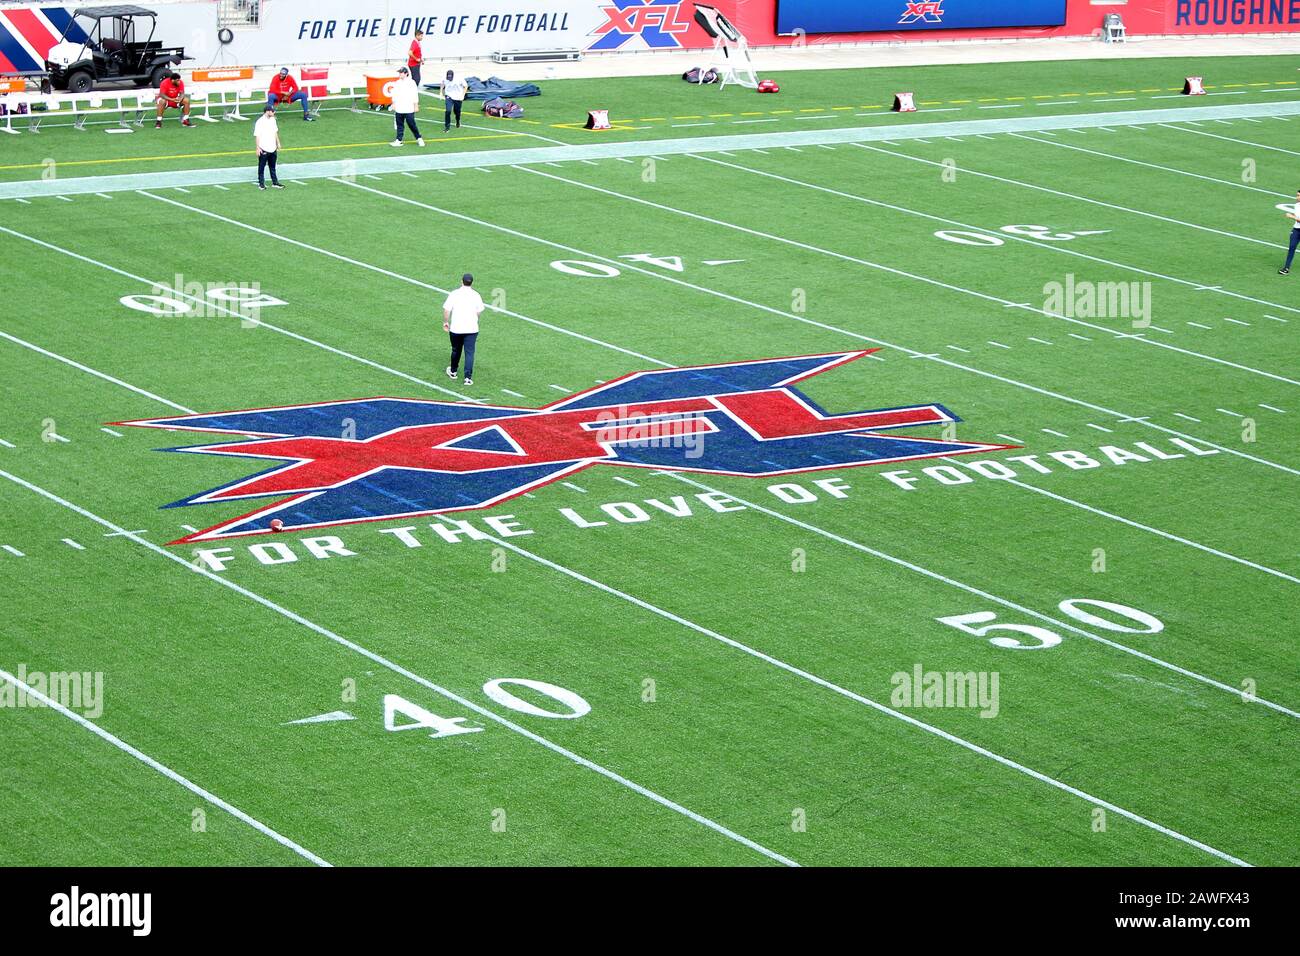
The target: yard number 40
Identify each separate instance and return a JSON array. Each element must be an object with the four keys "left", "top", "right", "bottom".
[
  {"left": 383, "top": 678, "right": 592, "bottom": 740},
  {"left": 937, "top": 598, "right": 1163, "bottom": 650}
]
